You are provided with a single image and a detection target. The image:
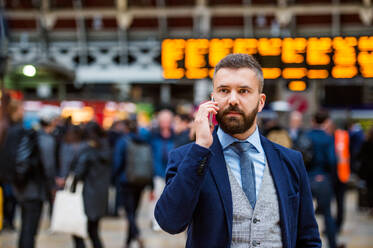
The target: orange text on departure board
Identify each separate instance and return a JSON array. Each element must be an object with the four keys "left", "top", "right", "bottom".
[{"left": 161, "top": 36, "right": 373, "bottom": 79}]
